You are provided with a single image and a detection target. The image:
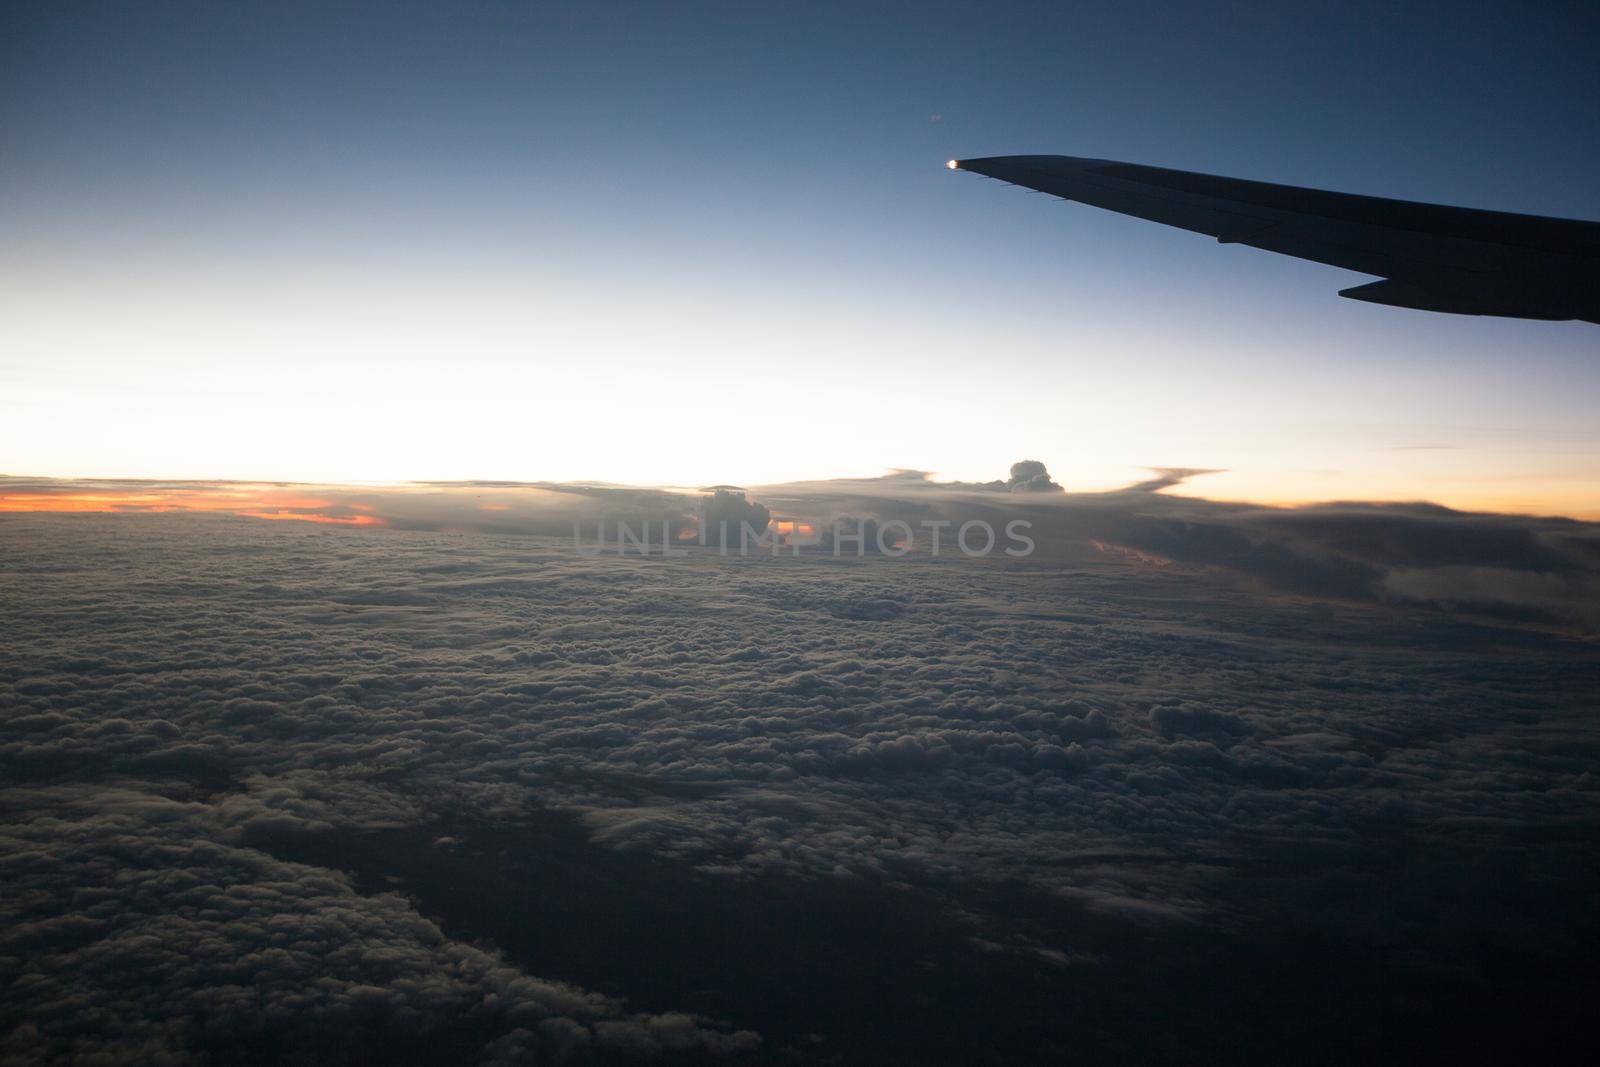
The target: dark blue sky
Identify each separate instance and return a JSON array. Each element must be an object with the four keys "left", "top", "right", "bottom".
[{"left": 4, "top": 2, "right": 1598, "bottom": 510}]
